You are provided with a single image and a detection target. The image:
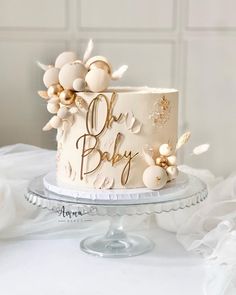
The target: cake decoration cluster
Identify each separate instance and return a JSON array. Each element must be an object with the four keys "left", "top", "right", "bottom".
[
  {"left": 37, "top": 39, "right": 128, "bottom": 131},
  {"left": 142, "top": 131, "right": 191, "bottom": 189}
]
